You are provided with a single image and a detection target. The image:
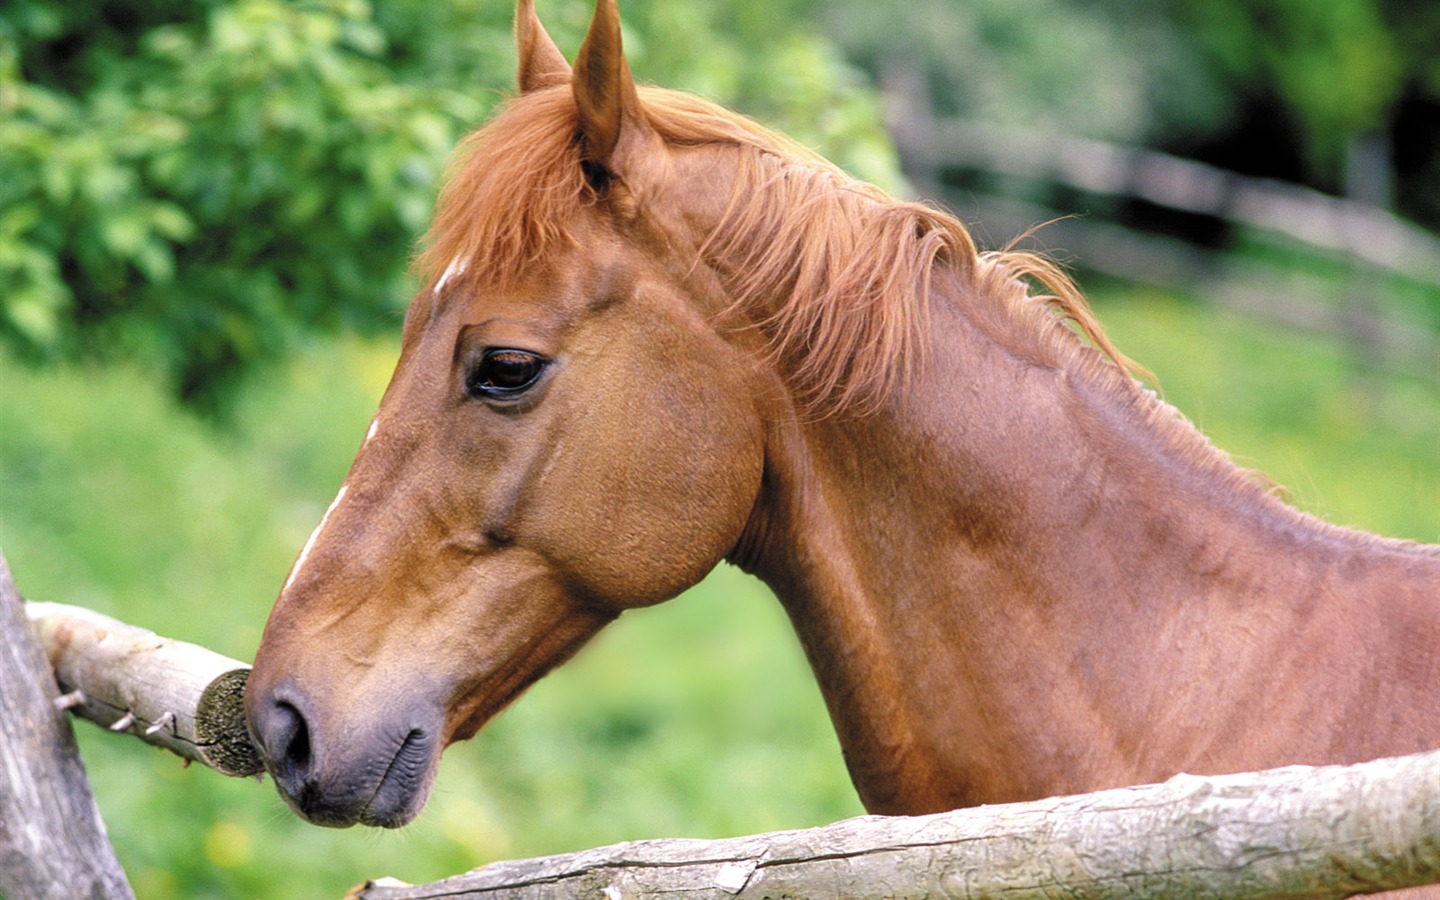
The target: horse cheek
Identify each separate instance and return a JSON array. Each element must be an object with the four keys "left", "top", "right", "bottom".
[{"left": 545, "top": 364, "right": 762, "bottom": 608}]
